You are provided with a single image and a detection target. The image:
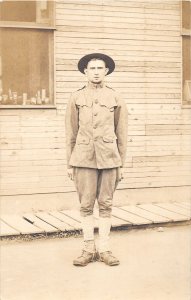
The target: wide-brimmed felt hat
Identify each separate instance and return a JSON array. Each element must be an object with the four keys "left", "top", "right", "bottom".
[{"left": 78, "top": 53, "right": 115, "bottom": 75}]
